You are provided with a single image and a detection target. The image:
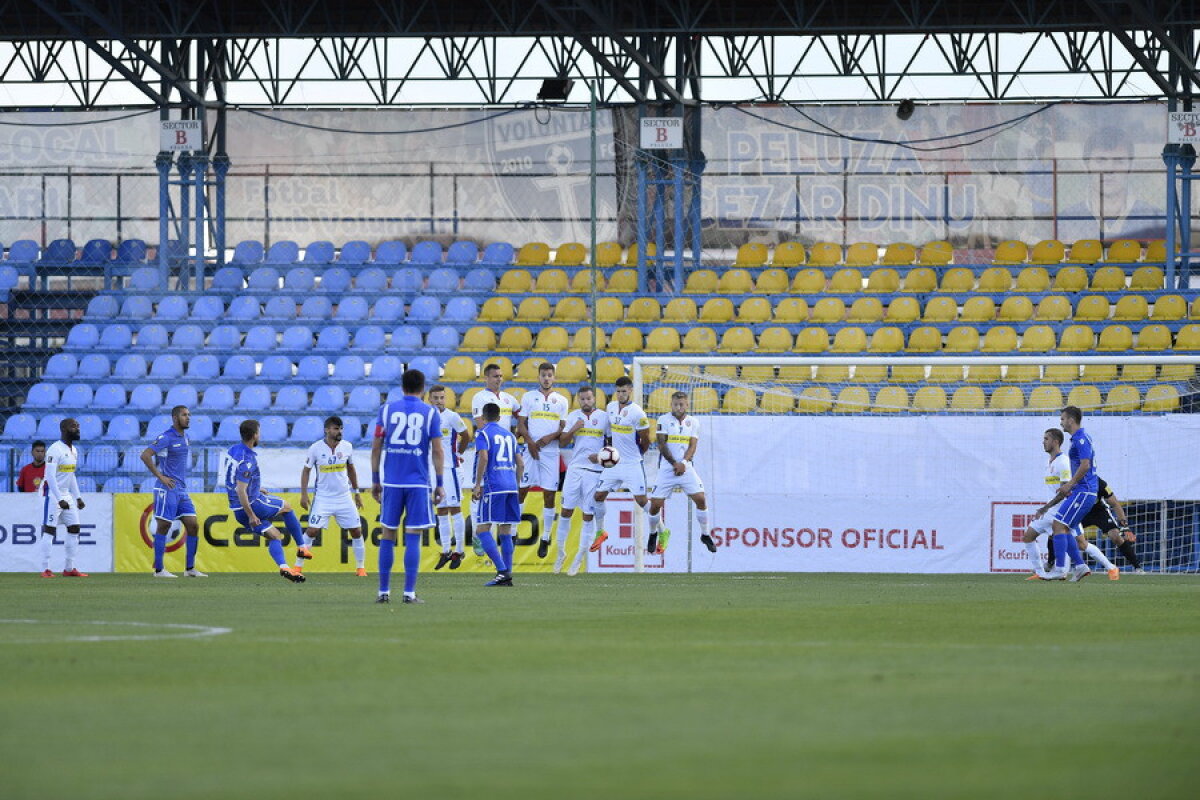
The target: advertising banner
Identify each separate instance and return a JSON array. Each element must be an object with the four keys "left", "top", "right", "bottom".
[{"left": 0, "top": 493, "right": 113, "bottom": 573}]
